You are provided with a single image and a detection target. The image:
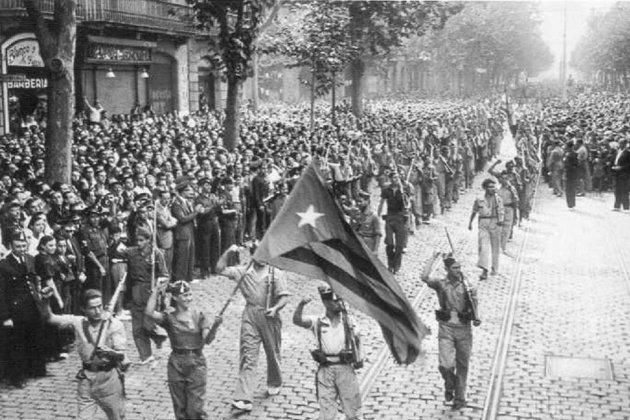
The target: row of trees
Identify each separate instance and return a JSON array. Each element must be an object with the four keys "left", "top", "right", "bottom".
[
  {"left": 571, "top": 3, "right": 630, "bottom": 87},
  {"left": 24, "top": 0, "right": 553, "bottom": 184},
  {"left": 384, "top": 2, "right": 553, "bottom": 95}
]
